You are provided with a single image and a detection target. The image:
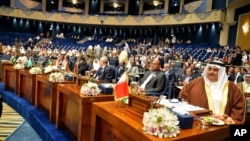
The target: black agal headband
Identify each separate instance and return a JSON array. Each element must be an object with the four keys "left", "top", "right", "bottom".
[{"left": 209, "top": 61, "right": 225, "bottom": 67}]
